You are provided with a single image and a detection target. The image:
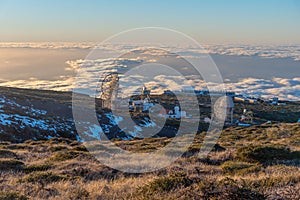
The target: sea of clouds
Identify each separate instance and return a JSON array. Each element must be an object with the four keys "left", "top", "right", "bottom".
[
  {"left": 1, "top": 42, "right": 300, "bottom": 61},
  {"left": 0, "top": 42, "right": 299, "bottom": 101}
]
